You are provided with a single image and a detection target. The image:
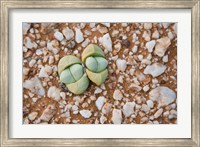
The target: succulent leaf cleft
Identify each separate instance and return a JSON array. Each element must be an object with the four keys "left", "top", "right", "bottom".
[{"left": 58, "top": 44, "right": 109, "bottom": 94}]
